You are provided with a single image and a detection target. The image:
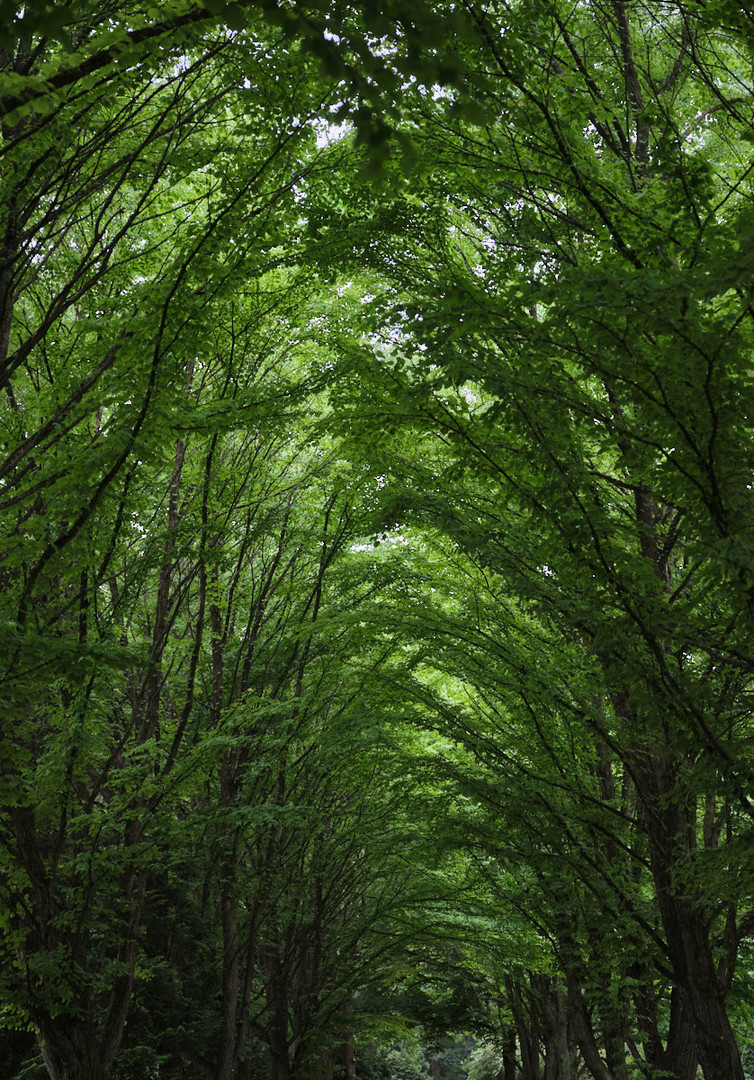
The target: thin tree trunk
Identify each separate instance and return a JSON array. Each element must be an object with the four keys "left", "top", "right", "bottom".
[
  {"left": 502, "top": 1024, "right": 516, "bottom": 1080},
  {"left": 339, "top": 997, "right": 356, "bottom": 1080},
  {"left": 506, "top": 975, "right": 540, "bottom": 1080}
]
